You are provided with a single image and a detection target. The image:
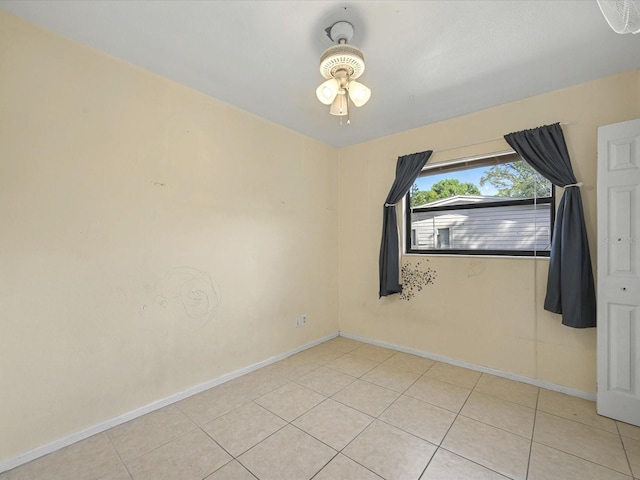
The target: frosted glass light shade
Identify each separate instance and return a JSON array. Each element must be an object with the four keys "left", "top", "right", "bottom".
[
  {"left": 329, "top": 91, "right": 348, "bottom": 116},
  {"left": 316, "top": 78, "right": 340, "bottom": 105},
  {"left": 348, "top": 80, "right": 371, "bottom": 107}
]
